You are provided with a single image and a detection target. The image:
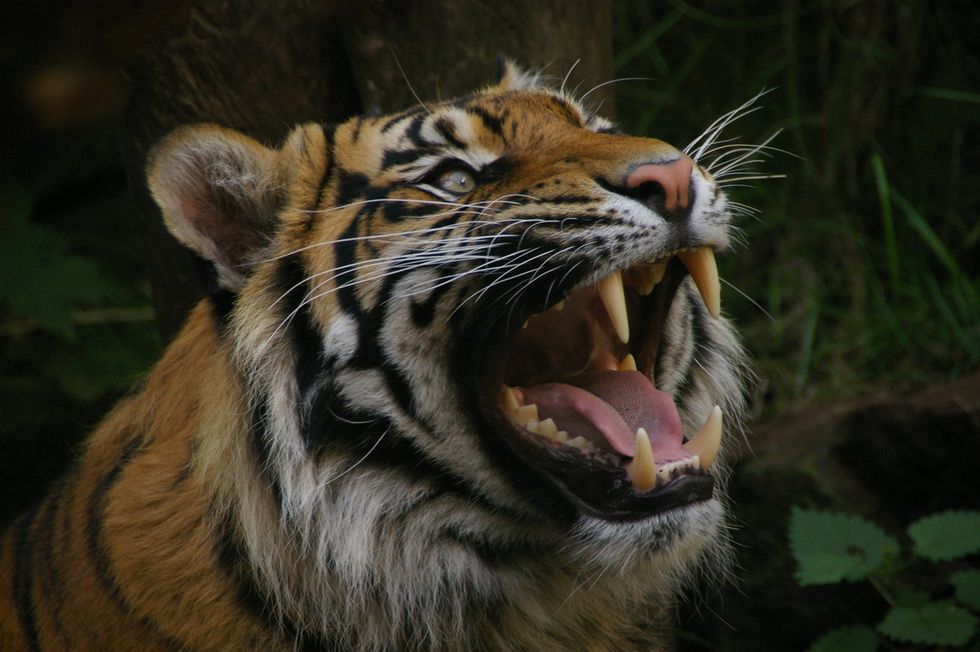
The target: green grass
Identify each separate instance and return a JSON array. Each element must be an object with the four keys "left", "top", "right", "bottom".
[{"left": 614, "top": 1, "right": 980, "bottom": 408}]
